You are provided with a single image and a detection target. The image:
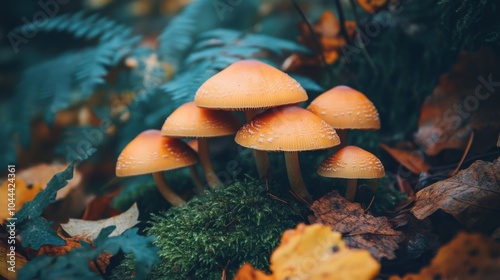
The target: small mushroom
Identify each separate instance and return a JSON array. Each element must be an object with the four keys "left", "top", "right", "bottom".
[
  {"left": 161, "top": 102, "right": 240, "bottom": 189},
  {"left": 317, "top": 146, "right": 385, "bottom": 201},
  {"left": 195, "top": 59, "right": 309, "bottom": 179},
  {"left": 307, "top": 86, "right": 380, "bottom": 148},
  {"left": 116, "top": 130, "right": 198, "bottom": 206},
  {"left": 236, "top": 105, "right": 340, "bottom": 203}
]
